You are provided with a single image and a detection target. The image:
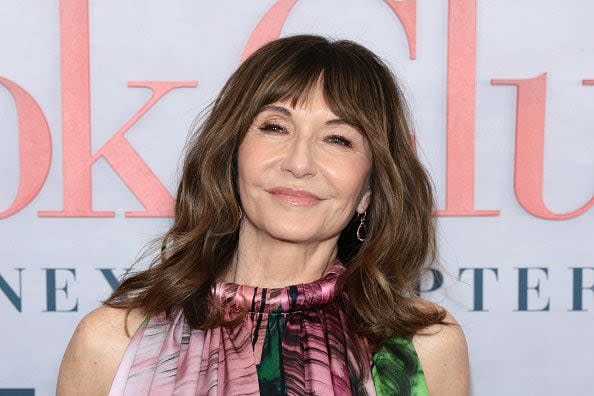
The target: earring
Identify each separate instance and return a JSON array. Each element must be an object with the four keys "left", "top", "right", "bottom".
[
  {"left": 356, "top": 210, "right": 367, "bottom": 242},
  {"left": 239, "top": 207, "right": 243, "bottom": 220}
]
